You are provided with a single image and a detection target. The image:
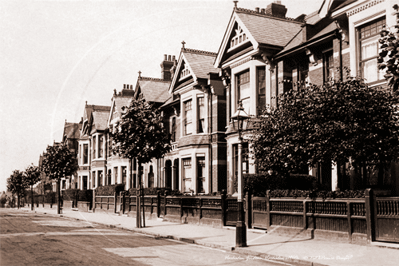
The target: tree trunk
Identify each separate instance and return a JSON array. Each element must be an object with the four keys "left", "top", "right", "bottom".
[
  {"left": 31, "top": 185, "right": 34, "bottom": 211},
  {"left": 136, "top": 159, "right": 141, "bottom": 228},
  {"left": 17, "top": 192, "right": 20, "bottom": 209},
  {"left": 57, "top": 179, "right": 61, "bottom": 214}
]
